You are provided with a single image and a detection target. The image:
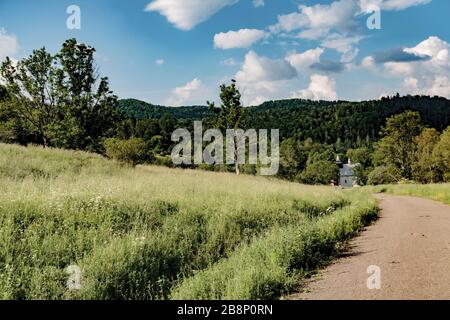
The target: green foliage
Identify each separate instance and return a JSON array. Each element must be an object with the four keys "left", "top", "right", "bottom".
[
  {"left": 117, "top": 99, "right": 214, "bottom": 120},
  {"left": 104, "top": 137, "right": 151, "bottom": 165},
  {"left": 208, "top": 80, "right": 246, "bottom": 174},
  {"left": 412, "top": 128, "right": 440, "bottom": 183},
  {"left": 367, "top": 165, "right": 402, "bottom": 185},
  {"left": 297, "top": 160, "right": 339, "bottom": 185},
  {"left": 347, "top": 148, "right": 373, "bottom": 185},
  {"left": 373, "top": 111, "right": 423, "bottom": 180},
  {"left": 432, "top": 127, "right": 450, "bottom": 182},
  {"left": 0, "top": 39, "right": 119, "bottom": 151}
]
